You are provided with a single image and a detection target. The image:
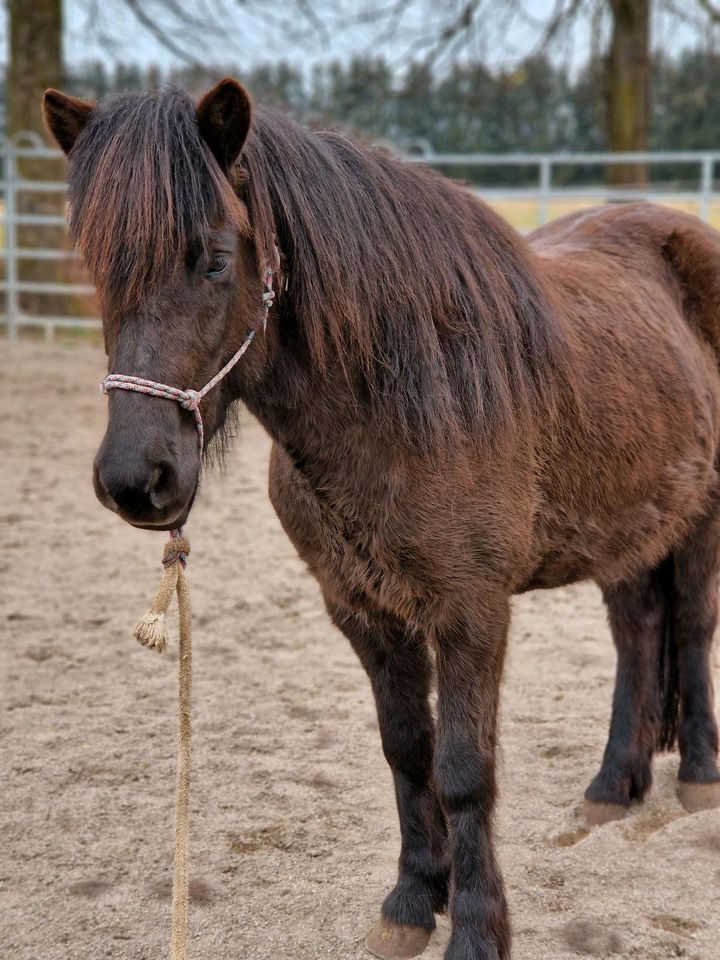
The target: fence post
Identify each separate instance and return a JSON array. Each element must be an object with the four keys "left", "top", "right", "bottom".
[
  {"left": 538, "top": 157, "right": 551, "bottom": 226},
  {"left": 700, "top": 155, "right": 713, "bottom": 223},
  {"left": 5, "top": 141, "right": 18, "bottom": 340}
]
